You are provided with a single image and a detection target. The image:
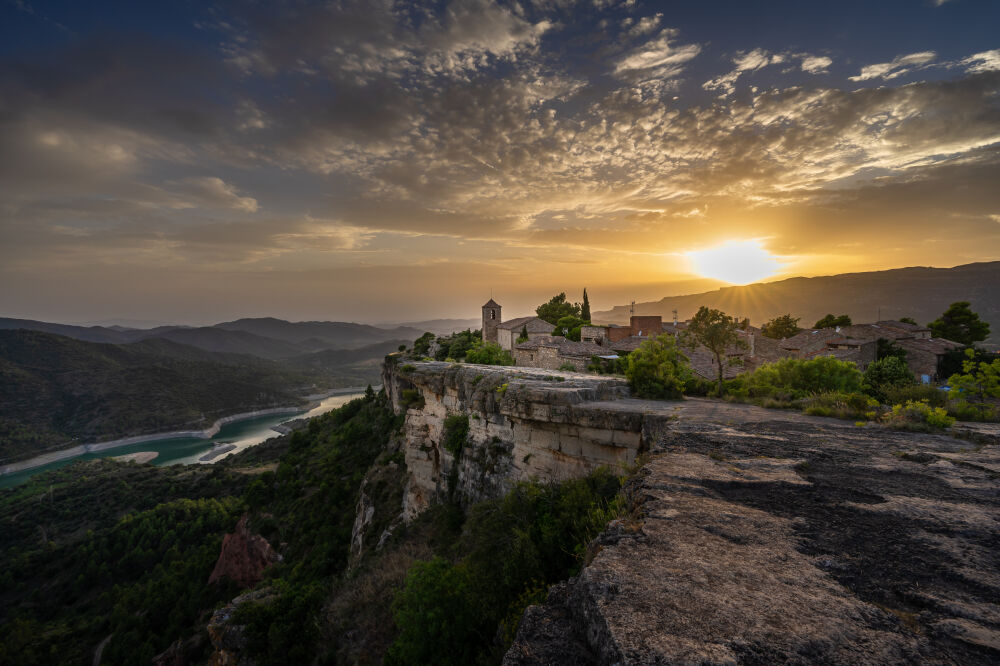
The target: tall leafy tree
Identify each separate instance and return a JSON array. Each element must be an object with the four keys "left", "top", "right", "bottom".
[
  {"left": 683, "top": 306, "right": 746, "bottom": 396},
  {"left": 535, "top": 293, "right": 581, "bottom": 325},
  {"left": 581, "top": 289, "right": 591, "bottom": 322},
  {"left": 927, "top": 301, "right": 990, "bottom": 345},
  {"left": 814, "top": 313, "right": 852, "bottom": 329},
  {"left": 760, "top": 314, "right": 800, "bottom": 339}
]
